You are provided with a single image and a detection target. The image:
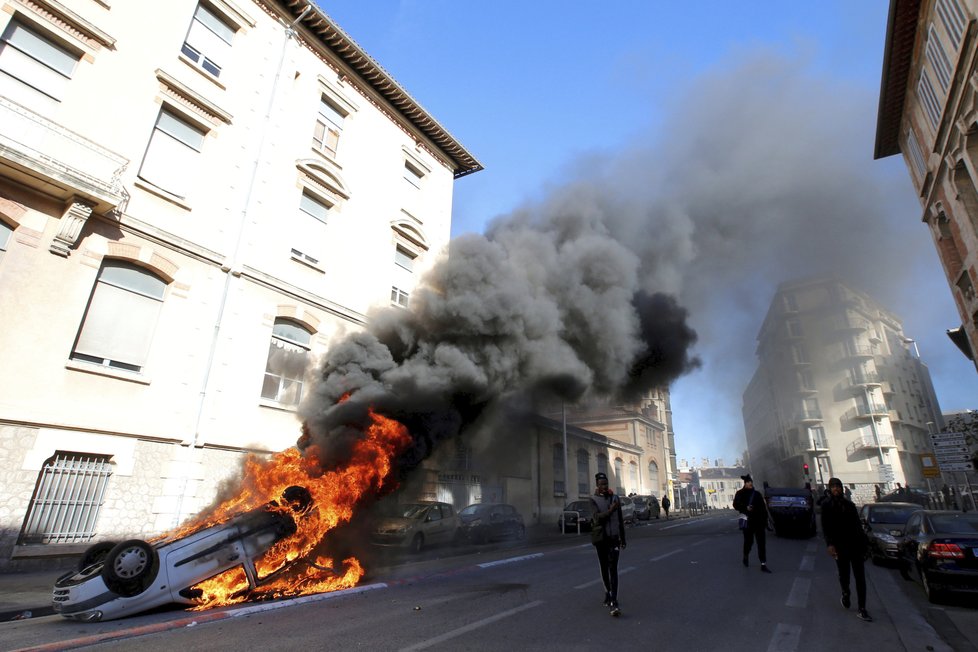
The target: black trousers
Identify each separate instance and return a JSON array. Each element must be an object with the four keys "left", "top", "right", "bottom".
[
  {"left": 593, "top": 537, "right": 622, "bottom": 601},
  {"left": 742, "top": 524, "right": 767, "bottom": 563},
  {"left": 835, "top": 554, "right": 867, "bottom": 609}
]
